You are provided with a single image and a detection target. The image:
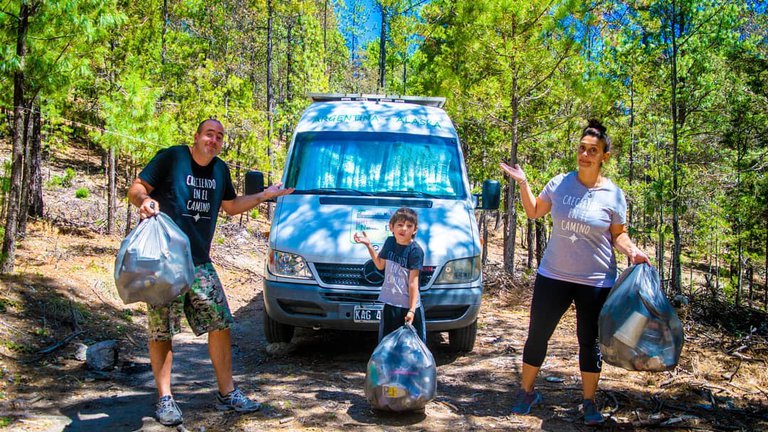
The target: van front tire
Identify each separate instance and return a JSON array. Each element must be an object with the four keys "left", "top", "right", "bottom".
[
  {"left": 263, "top": 311, "right": 295, "bottom": 343},
  {"left": 448, "top": 320, "right": 477, "bottom": 352}
]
